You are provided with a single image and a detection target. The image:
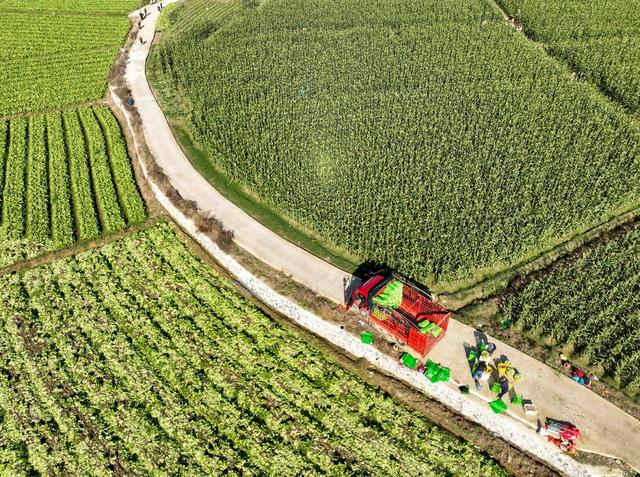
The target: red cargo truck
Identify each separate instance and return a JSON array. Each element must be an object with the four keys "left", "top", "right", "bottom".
[{"left": 347, "top": 273, "right": 450, "bottom": 356}]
